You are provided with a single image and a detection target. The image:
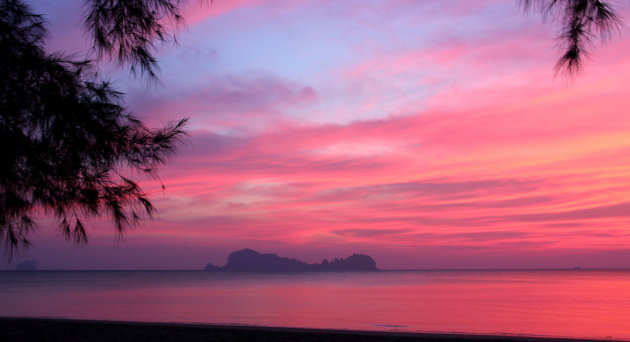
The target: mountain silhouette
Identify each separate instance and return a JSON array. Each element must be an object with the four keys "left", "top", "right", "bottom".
[{"left": 204, "top": 248, "right": 377, "bottom": 272}]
